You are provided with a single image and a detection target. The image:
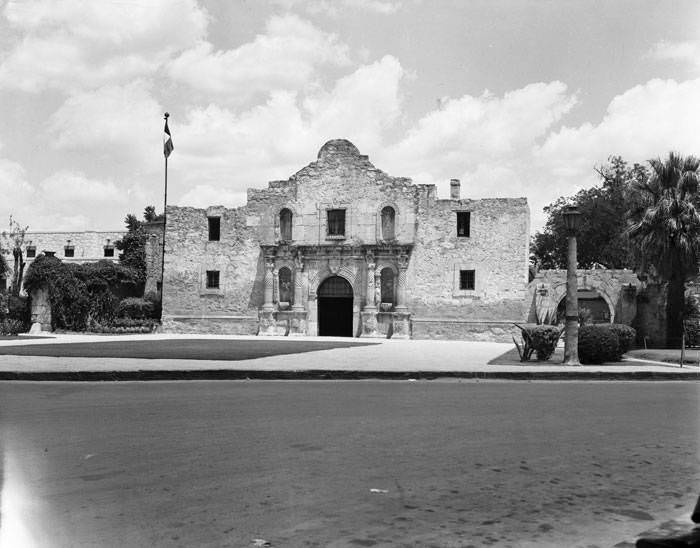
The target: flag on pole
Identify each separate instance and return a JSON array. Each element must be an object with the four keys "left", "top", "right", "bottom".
[{"left": 163, "top": 113, "right": 174, "bottom": 158}]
